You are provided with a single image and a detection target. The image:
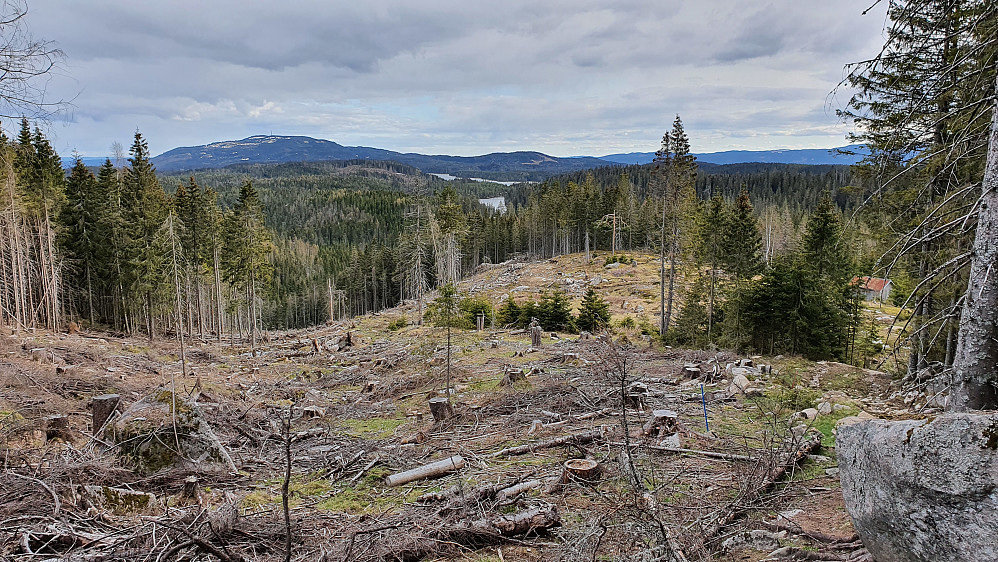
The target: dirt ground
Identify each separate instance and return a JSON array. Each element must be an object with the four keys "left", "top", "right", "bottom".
[{"left": 0, "top": 254, "right": 909, "bottom": 561}]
